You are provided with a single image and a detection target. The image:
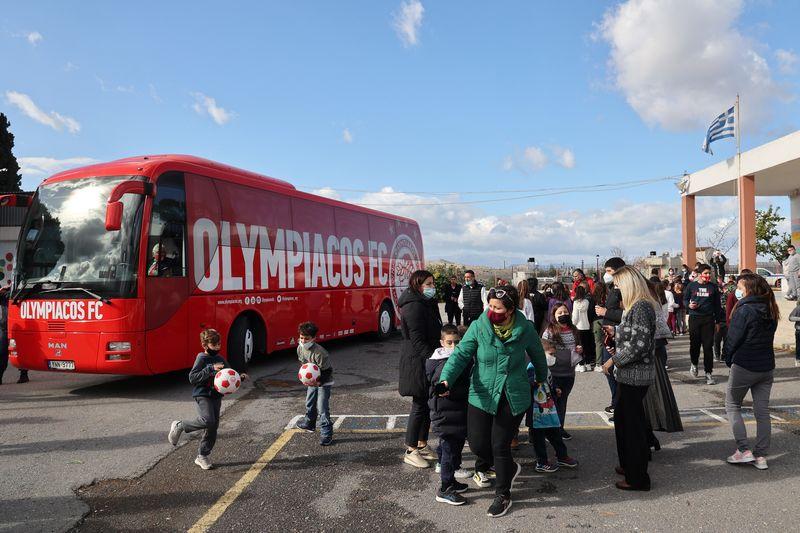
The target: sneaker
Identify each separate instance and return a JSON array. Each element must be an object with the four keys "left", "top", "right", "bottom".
[
  {"left": 561, "top": 430, "right": 573, "bottom": 441},
  {"left": 753, "top": 456, "right": 768, "bottom": 470},
  {"left": 535, "top": 461, "right": 559, "bottom": 473},
  {"left": 486, "top": 467, "right": 497, "bottom": 479},
  {"left": 487, "top": 494, "right": 512, "bottom": 517},
  {"left": 417, "top": 444, "right": 437, "bottom": 461},
  {"left": 436, "top": 486, "right": 467, "bottom": 506},
  {"left": 17, "top": 372, "right": 29, "bottom": 384},
  {"left": 604, "top": 405, "right": 614, "bottom": 413},
  {"left": 296, "top": 420, "right": 315, "bottom": 433},
  {"left": 455, "top": 468, "right": 473, "bottom": 479},
  {"left": 194, "top": 455, "right": 213, "bottom": 470},
  {"left": 472, "top": 470, "right": 492, "bottom": 488},
  {"left": 404, "top": 449, "right": 430, "bottom": 468},
  {"left": 451, "top": 480, "right": 469, "bottom": 493},
  {"left": 575, "top": 365, "right": 586, "bottom": 373},
  {"left": 320, "top": 436, "right": 333, "bottom": 446},
  {"left": 726, "top": 449, "right": 755, "bottom": 464},
  {"left": 557, "top": 456, "right": 579, "bottom": 468},
  {"left": 594, "top": 365, "right": 604, "bottom": 373},
  {"left": 690, "top": 364, "right": 698, "bottom": 377},
  {"left": 435, "top": 462, "right": 441, "bottom": 473},
  {"left": 167, "top": 421, "right": 183, "bottom": 446},
  {"left": 705, "top": 373, "right": 716, "bottom": 385}
]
